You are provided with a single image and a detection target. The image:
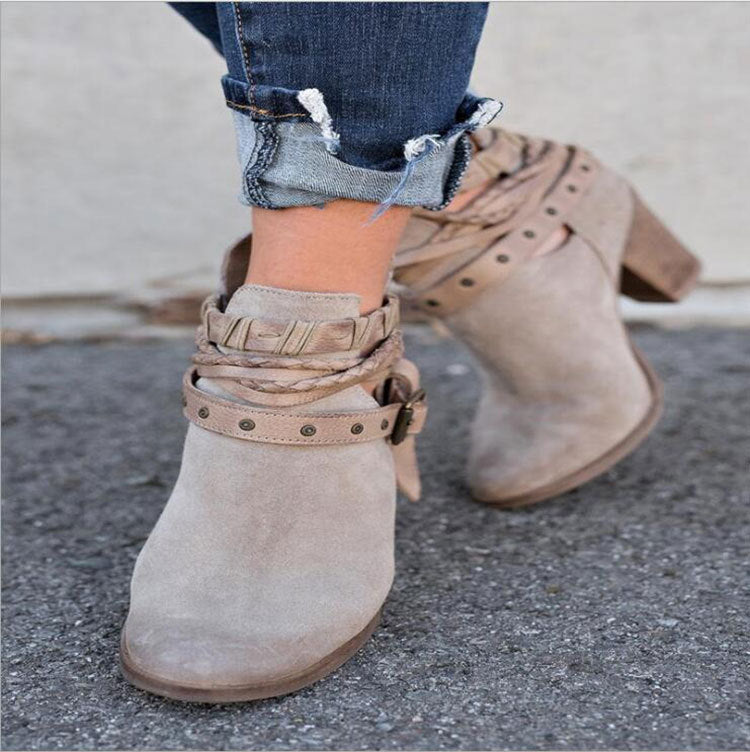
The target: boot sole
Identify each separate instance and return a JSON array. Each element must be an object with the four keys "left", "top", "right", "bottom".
[
  {"left": 478, "top": 188, "right": 701, "bottom": 509},
  {"left": 120, "top": 609, "right": 381, "bottom": 703}
]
